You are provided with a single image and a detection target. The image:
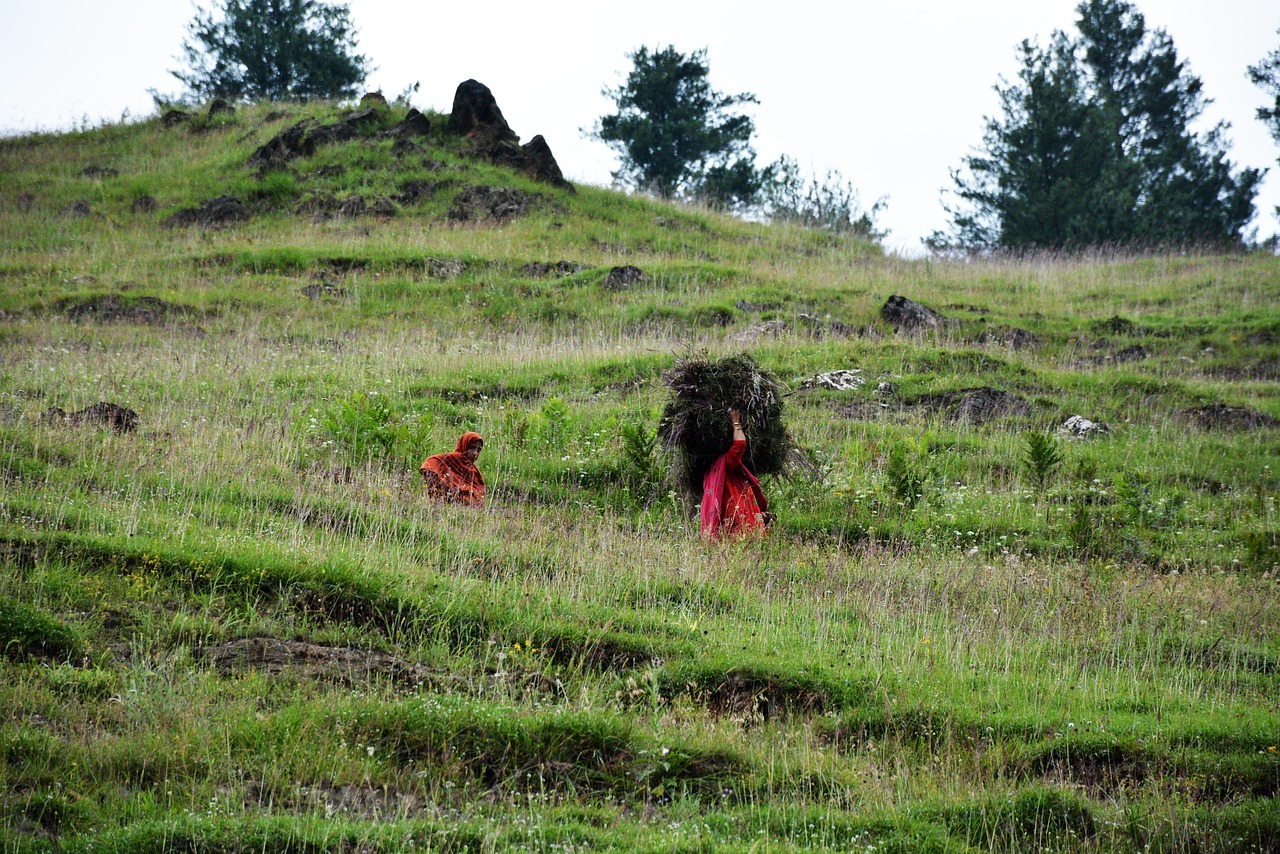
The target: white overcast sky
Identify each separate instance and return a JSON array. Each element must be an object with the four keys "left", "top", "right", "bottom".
[{"left": 2, "top": 0, "right": 1277, "bottom": 254}]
